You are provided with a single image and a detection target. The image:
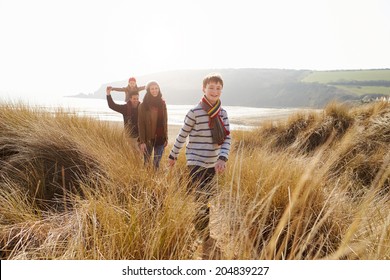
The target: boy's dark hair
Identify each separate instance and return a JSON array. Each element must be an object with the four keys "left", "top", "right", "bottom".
[{"left": 203, "top": 73, "right": 223, "bottom": 88}]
